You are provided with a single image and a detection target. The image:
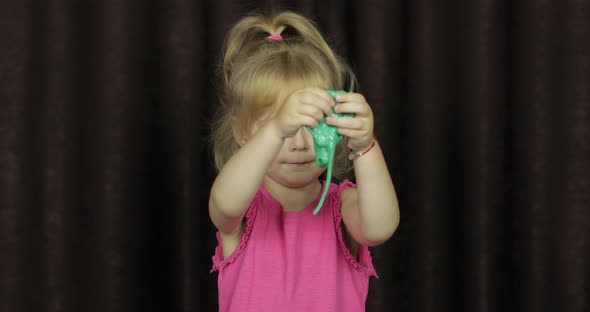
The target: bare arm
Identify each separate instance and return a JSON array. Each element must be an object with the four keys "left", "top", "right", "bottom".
[
  {"left": 209, "top": 123, "right": 284, "bottom": 234},
  {"left": 342, "top": 143, "right": 399, "bottom": 246},
  {"left": 326, "top": 92, "right": 400, "bottom": 246}
]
